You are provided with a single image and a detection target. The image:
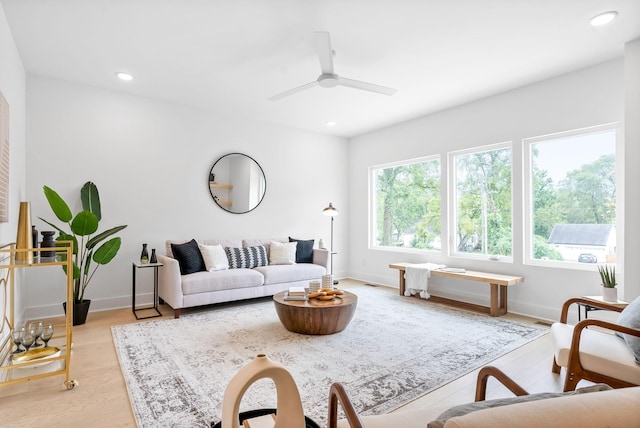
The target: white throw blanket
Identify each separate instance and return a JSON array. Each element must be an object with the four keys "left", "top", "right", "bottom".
[{"left": 404, "top": 263, "right": 446, "bottom": 299}]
